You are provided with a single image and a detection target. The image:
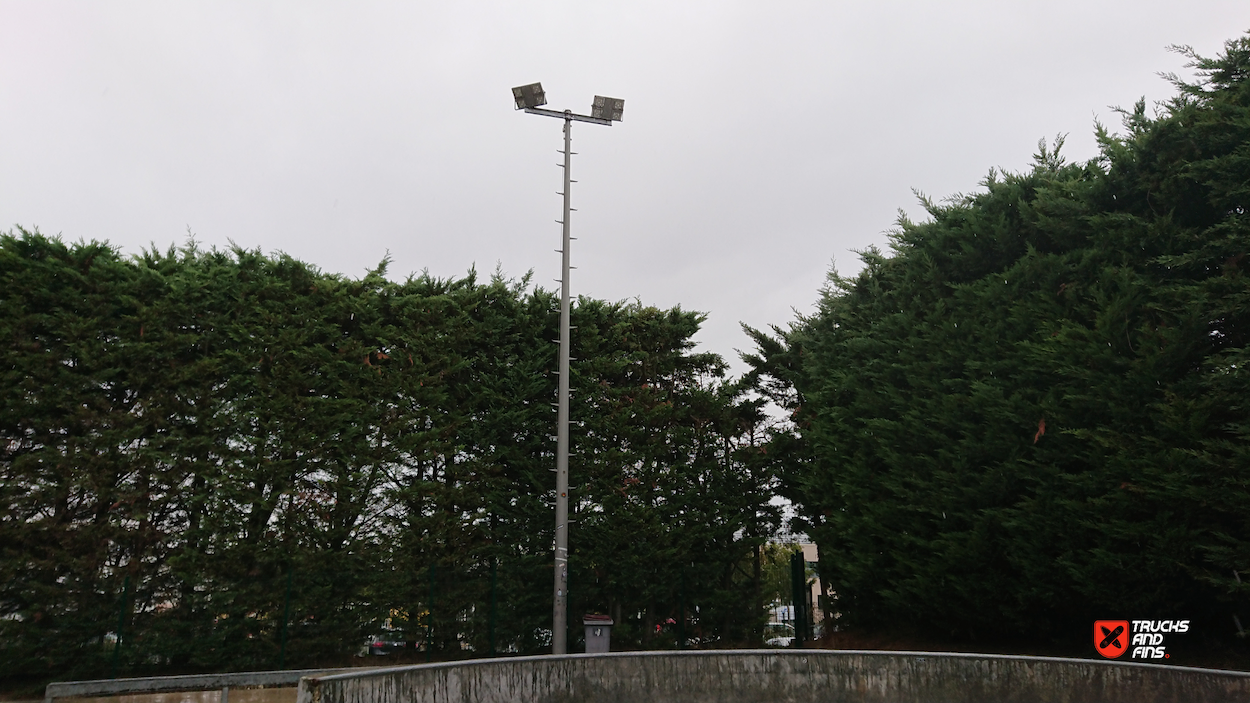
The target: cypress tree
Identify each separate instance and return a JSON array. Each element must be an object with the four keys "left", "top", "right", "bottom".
[{"left": 747, "top": 34, "right": 1250, "bottom": 650}]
